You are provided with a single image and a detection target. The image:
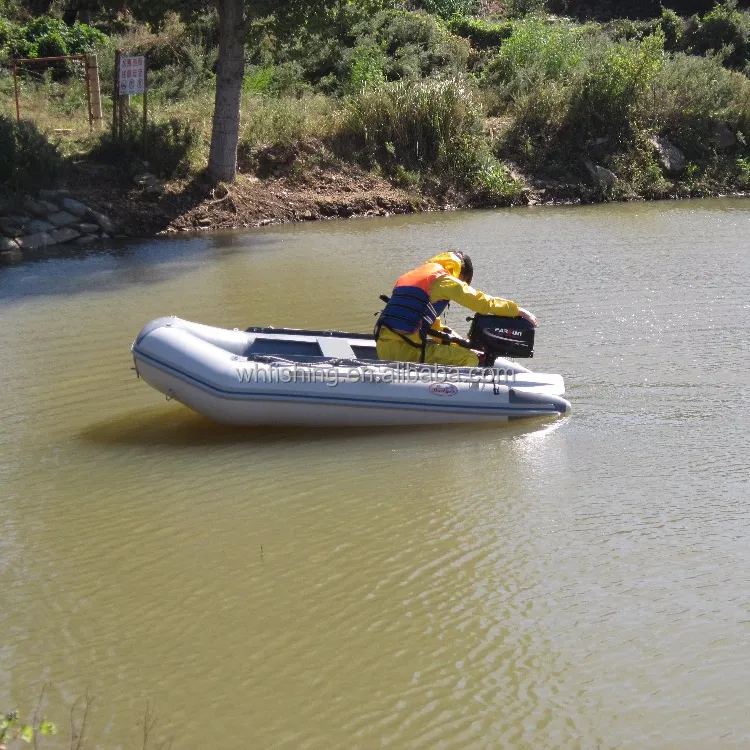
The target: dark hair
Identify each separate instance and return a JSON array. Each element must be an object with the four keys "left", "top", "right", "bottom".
[{"left": 453, "top": 251, "right": 473, "bottom": 285}]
